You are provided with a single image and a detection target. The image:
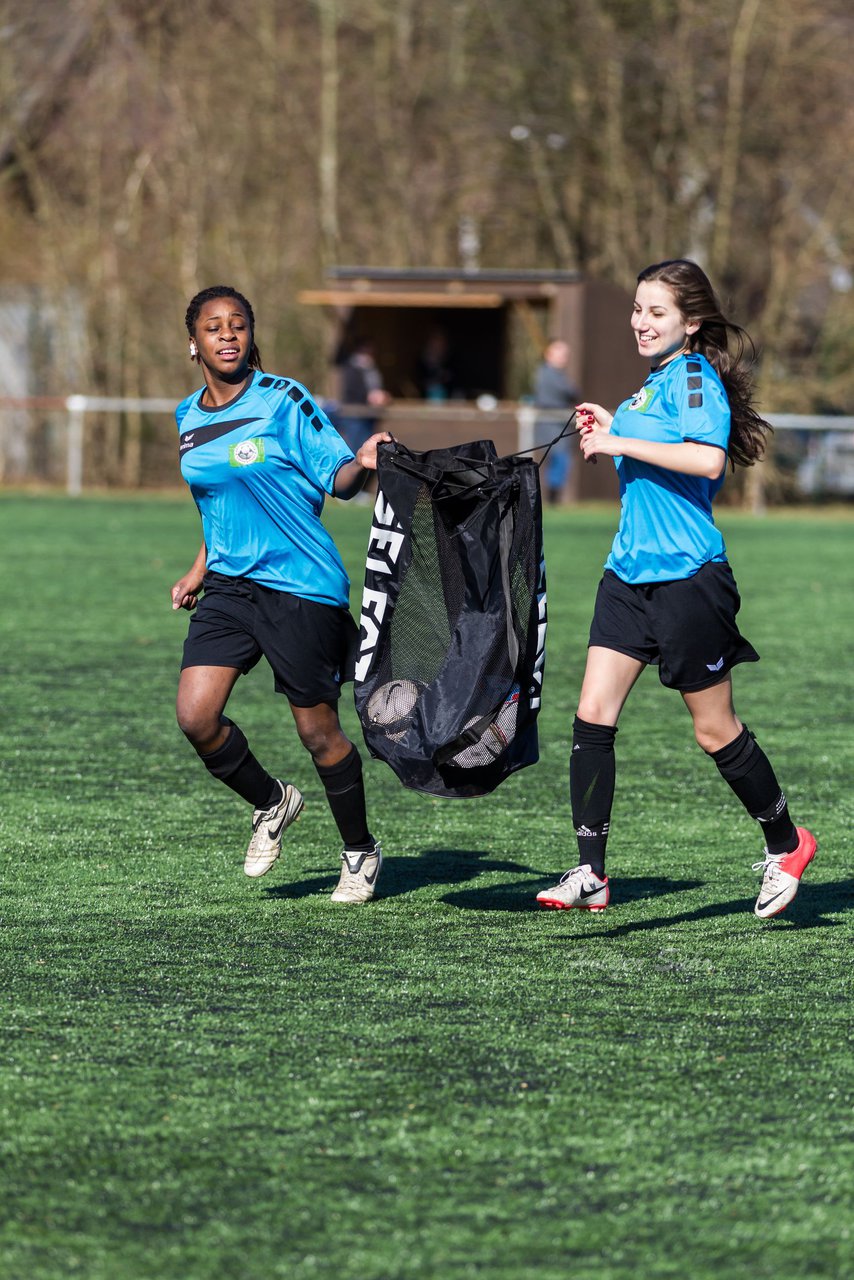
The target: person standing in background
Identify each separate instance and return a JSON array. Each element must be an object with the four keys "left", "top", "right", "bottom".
[
  {"left": 336, "top": 338, "right": 390, "bottom": 458},
  {"left": 416, "top": 328, "right": 458, "bottom": 401},
  {"left": 533, "top": 339, "right": 580, "bottom": 505}
]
